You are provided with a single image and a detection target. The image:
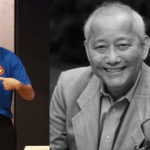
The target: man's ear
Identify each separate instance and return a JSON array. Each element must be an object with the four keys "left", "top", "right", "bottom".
[
  {"left": 141, "top": 35, "right": 150, "bottom": 60},
  {"left": 84, "top": 40, "right": 90, "bottom": 61}
]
